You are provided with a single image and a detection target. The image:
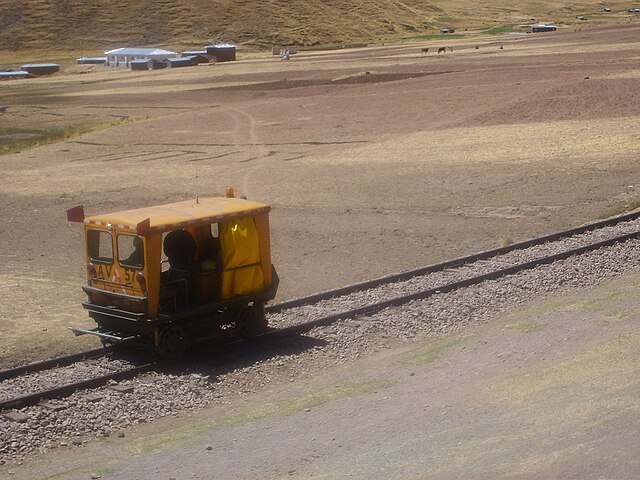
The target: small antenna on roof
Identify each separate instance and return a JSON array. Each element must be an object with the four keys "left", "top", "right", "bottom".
[{"left": 195, "top": 169, "right": 199, "bottom": 204}]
